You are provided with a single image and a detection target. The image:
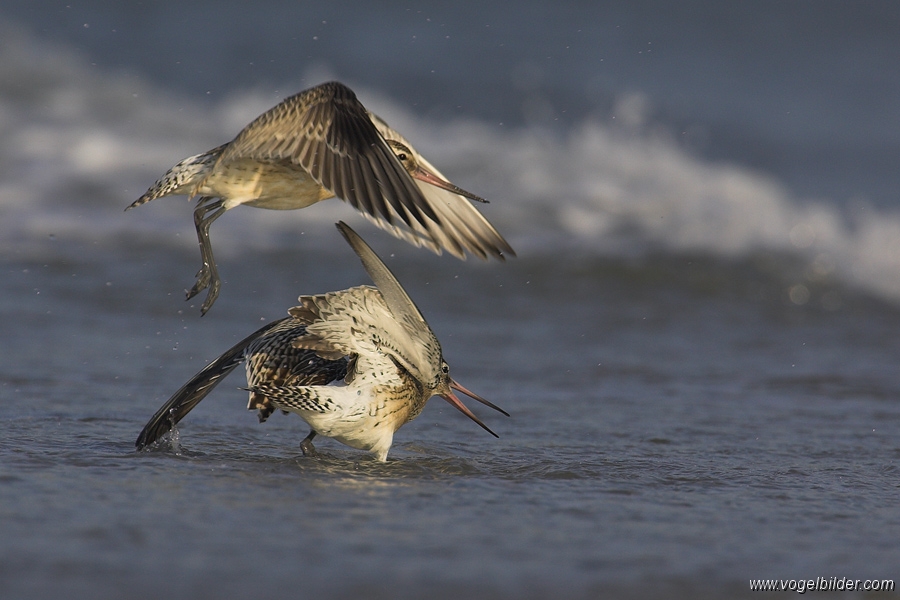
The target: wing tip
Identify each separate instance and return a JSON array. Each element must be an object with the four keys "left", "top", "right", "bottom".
[{"left": 134, "top": 422, "right": 167, "bottom": 451}]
